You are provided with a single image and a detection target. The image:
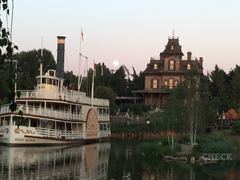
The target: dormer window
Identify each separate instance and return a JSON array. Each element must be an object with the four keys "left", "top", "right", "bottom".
[
  {"left": 171, "top": 45, "right": 174, "bottom": 50},
  {"left": 187, "top": 64, "right": 191, "bottom": 70},
  {"left": 169, "top": 60, "right": 175, "bottom": 70},
  {"left": 153, "top": 64, "right": 158, "bottom": 69}
]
